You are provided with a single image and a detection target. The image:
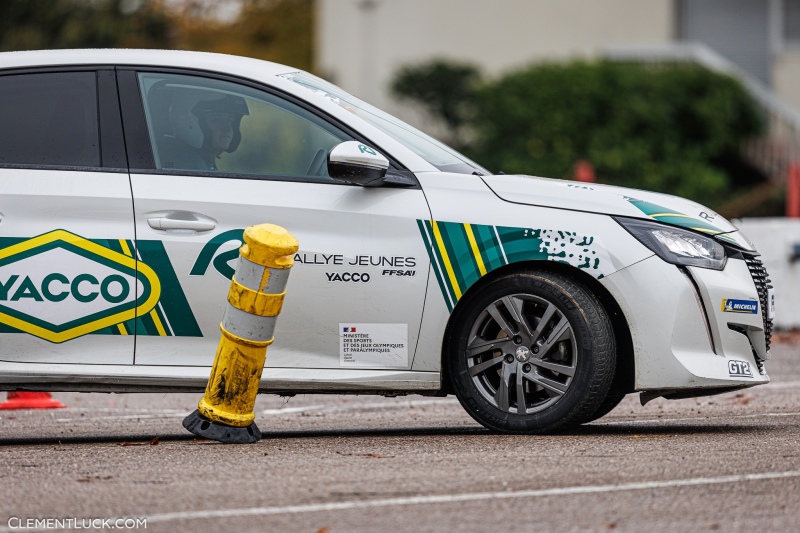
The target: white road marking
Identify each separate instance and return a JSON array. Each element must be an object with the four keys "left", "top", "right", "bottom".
[{"left": 132, "top": 470, "right": 800, "bottom": 524}]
